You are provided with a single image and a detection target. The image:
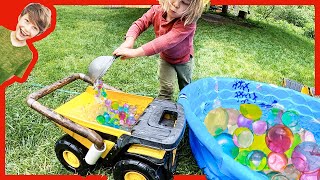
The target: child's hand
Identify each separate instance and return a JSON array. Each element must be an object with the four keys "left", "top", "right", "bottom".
[
  {"left": 113, "top": 47, "right": 145, "bottom": 60},
  {"left": 113, "top": 37, "right": 135, "bottom": 59}
]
